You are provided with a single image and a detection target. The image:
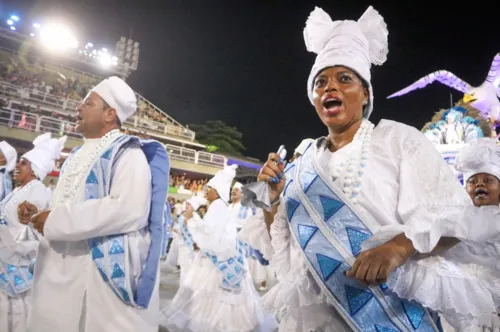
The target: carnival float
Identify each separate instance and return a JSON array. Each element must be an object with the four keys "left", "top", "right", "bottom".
[{"left": 387, "top": 53, "right": 500, "bottom": 184}]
